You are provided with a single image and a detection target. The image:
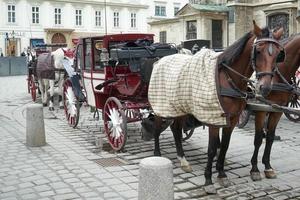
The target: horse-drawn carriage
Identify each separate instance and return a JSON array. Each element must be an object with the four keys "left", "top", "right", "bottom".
[
  {"left": 63, "top": 33, "right": 178, "bottom": 150},
  {"left": 27, "top": 43, "right": 75, "bottom": 110},
  {"left": 27, "top": 44, "right": 51, "bottom": 102},
  {"left": 60, "top": 23, "right": 300, "bottom": 193}
]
